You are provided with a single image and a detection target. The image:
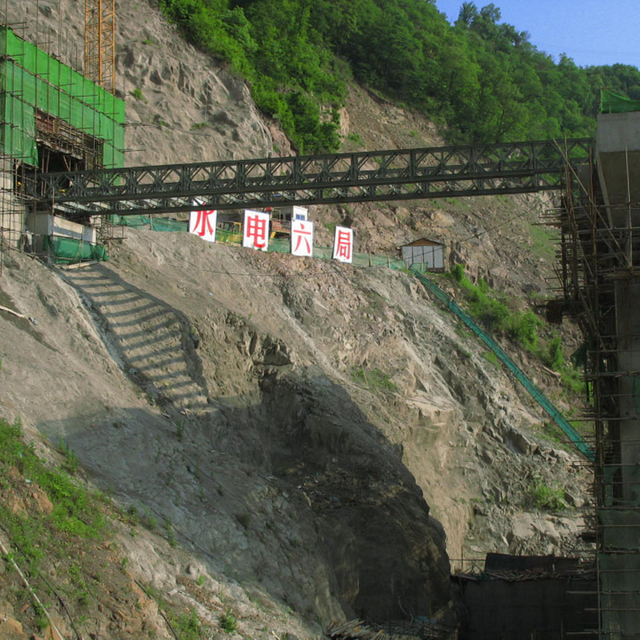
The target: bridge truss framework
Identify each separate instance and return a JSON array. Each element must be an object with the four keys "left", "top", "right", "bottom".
[{"left": 28, "top": 138, "right": 594, "bottom": 216}]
